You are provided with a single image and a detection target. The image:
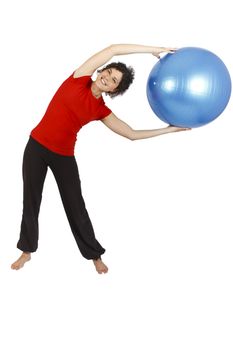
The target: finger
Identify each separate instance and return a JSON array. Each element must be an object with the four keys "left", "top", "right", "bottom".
[
  {"left": 153, "top": 53, "right": 160, "bottom": 59},
  {"left": 163, "top": 47, "right": 178, "bottom": 53}
]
